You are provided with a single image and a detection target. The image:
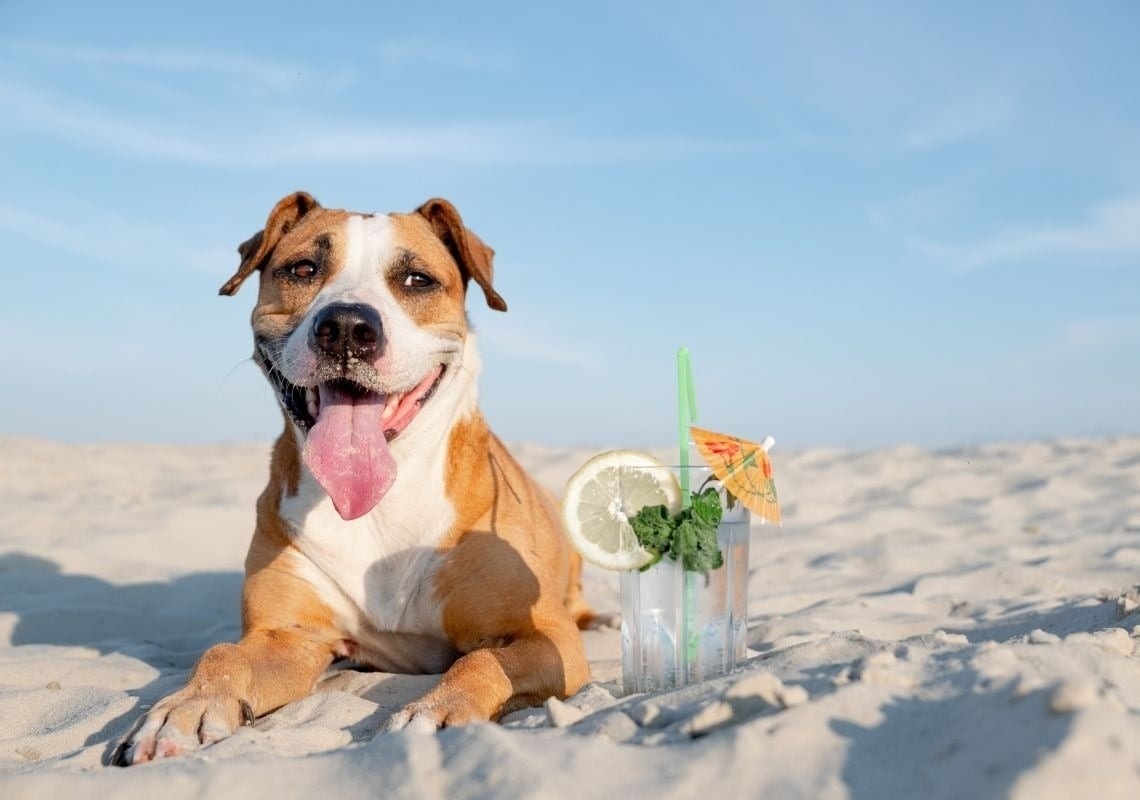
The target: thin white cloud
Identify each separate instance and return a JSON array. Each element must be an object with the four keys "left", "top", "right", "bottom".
[
  {"left": 901, "top": 85, "right": 1012, "bottom": 150},
  {"left": 0, "top": 79, "right": 756, "bottom": 168},
  {"left": 245, "top": 121, "right": 545, "bottom": 166},
  {"left": 246, "top": 123, "right": 756, "bottom": 167},
  {"left": 865, "top": 168, "right": 989, "bottom": 231},
  {"left": 1061, "top": 317, "right": 1140, "bottom": 350},
  {"left": 2, "top": 40, "right": 354, "bottom": 94},
  {"left": 0, "top": 203, "right": 230, "bottom": 276},
  {"left": 0, "top": 82, "right": 219, "bottom": 163},
  {"left": 377, "top": 38, "right": 520, "bottom": 72},
  {"left": 915, "top": 197, "right": 1140, "bottom": 271}
]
